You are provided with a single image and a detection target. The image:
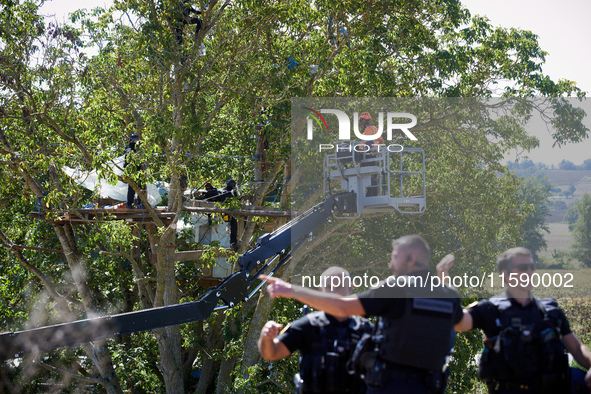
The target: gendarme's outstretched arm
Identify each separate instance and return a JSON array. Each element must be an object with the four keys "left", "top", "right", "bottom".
[{"left": 261, "top": 275, "right": 365, "bottom": 319}]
